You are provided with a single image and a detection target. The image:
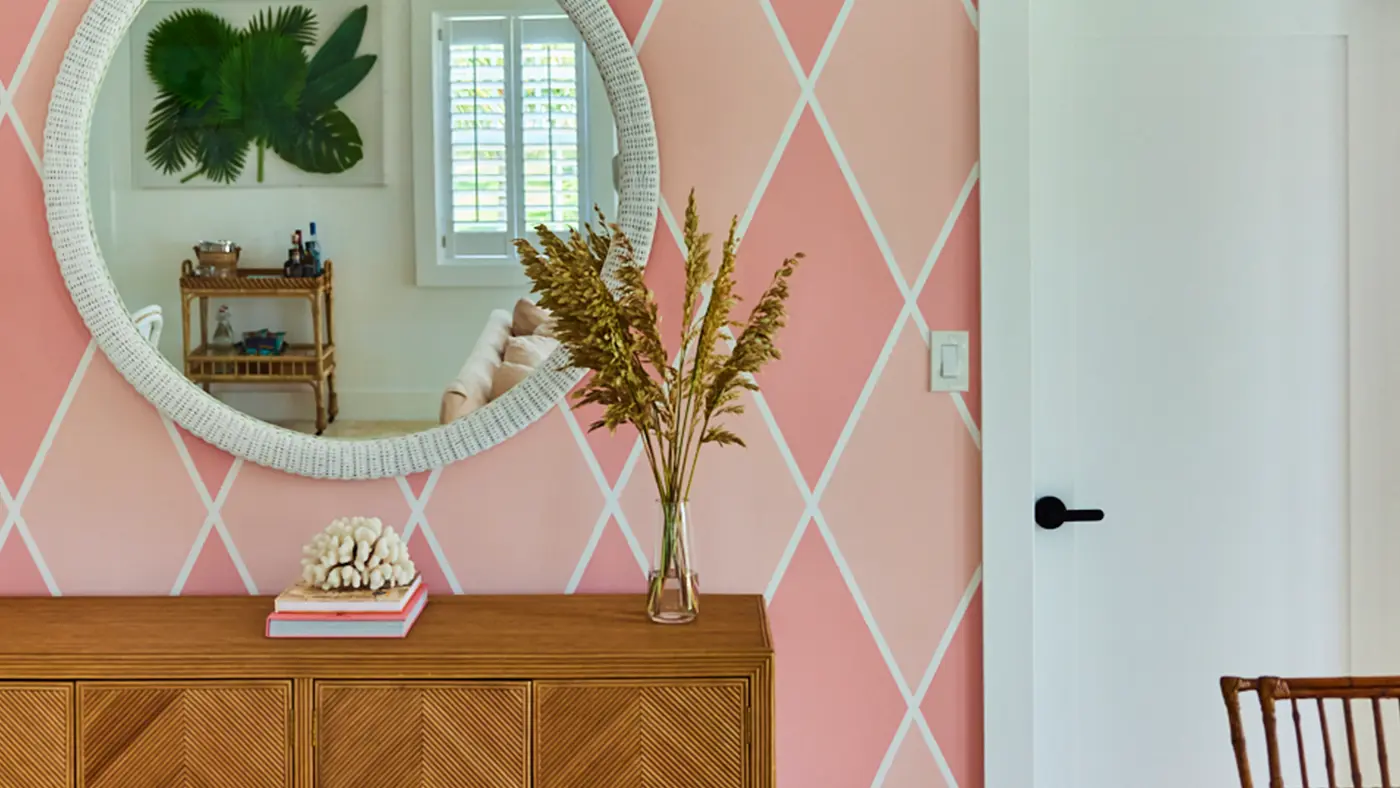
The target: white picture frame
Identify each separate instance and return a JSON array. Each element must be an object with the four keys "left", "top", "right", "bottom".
[{"left": 130, "top": 0, "right": 387, "bottom": 189}]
